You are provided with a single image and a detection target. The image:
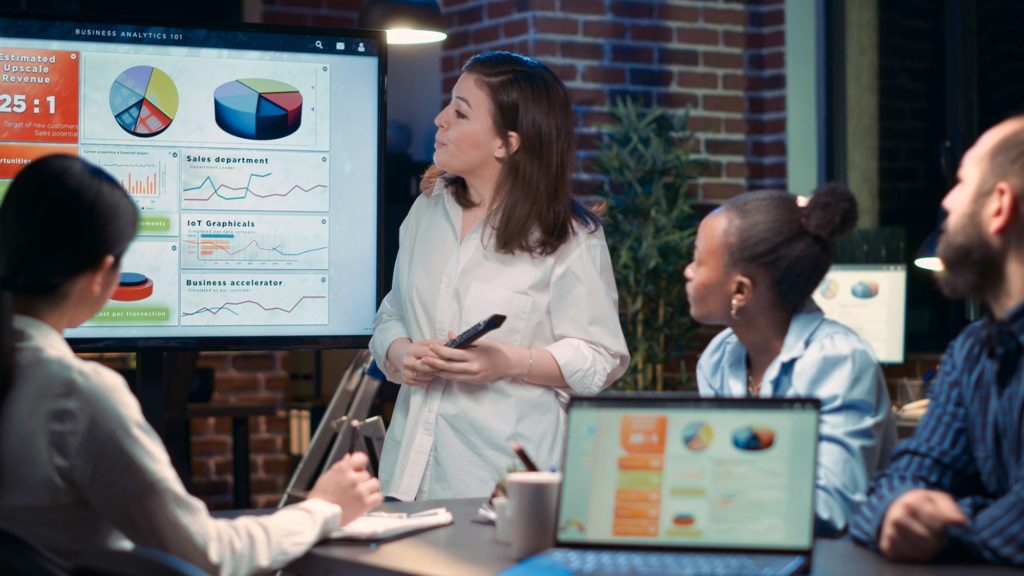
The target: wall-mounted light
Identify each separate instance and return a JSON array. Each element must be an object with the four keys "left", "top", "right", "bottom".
[
  {"left": 913, "top": 229, "right": 943, "bottom": 272},
  {"left": 359, "top": 0, "right": 447, "bottom": 45}
]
